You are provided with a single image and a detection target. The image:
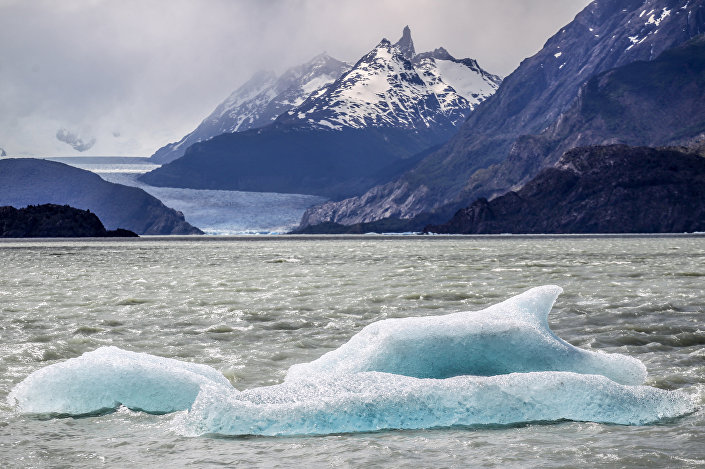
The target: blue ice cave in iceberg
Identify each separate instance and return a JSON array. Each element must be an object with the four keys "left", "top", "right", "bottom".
[{"left": 8, "top": 286, "right": 697, "bottom": 435}]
